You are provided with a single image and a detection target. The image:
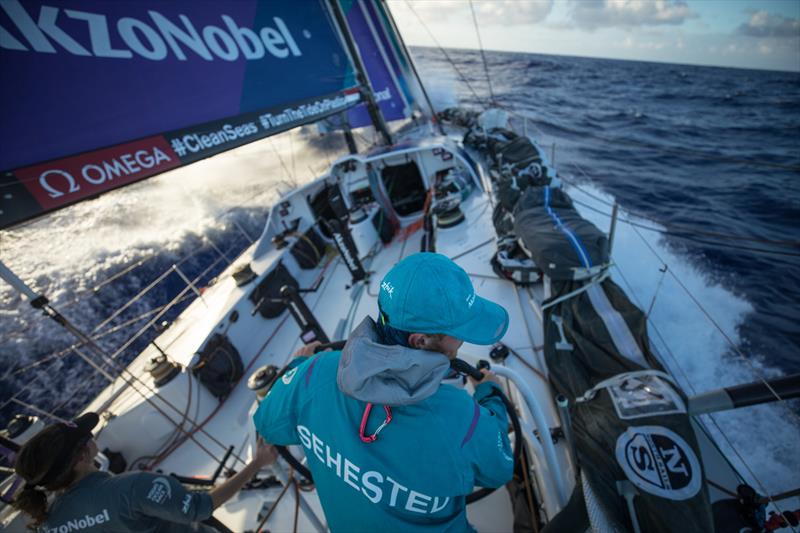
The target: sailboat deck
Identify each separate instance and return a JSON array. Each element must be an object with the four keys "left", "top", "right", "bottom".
[{"left": 94, "top": 186, "right": 557, "bottom": 531}]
